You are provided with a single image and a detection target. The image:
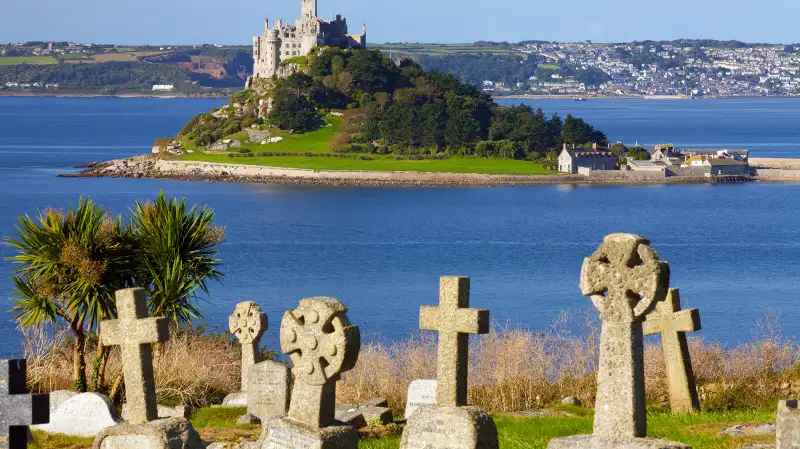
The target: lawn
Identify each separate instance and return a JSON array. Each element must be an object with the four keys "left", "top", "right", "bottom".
[
  {"left": 0, "top": 56, "right": 57, "bottom": 65},
  {"left": 27, "top": 407, "right": 777, "bottom": 449},
  {"left": 538, "top": 63, "right": 561, "bottom": 70},
  {"left": 180, "top": 153, "right": 553, "bottom": 175}
]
